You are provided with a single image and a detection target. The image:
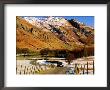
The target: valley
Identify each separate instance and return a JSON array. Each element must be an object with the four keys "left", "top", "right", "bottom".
[{"left": 16, "top": 16, "right": 94, "bottom": 75}]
